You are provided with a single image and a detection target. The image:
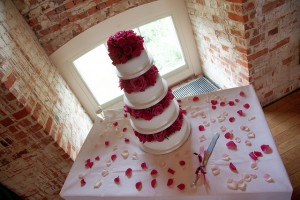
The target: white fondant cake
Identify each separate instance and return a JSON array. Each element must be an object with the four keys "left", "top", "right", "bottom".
[
  {"left": 123, "top": 76, "right": 167, "bottom": 109},
  {"left": 130, "top": 99, "right": 179, "bottom": 134}
]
